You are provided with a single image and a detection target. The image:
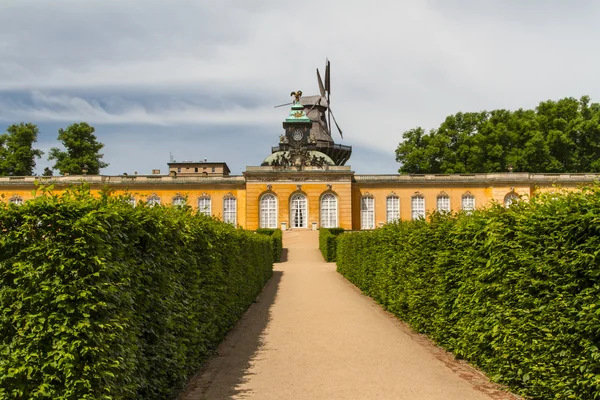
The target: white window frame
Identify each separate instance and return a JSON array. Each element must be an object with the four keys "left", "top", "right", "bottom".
[
  {"left": 504, "top": 192, "right": 519, "bottom": 208},
  {"left": 147, "top": 194, "right": 161, "bottom": 207},
  {"left": 462, "top": 194, "right": 475, "bottom": 213},
  {"left": 320, "top": 193, "right": 338, "bottom": 228},
  {"left": 198, "top": 196, "right": 211, "bottom": 216},
  {"left": 125, "top": 196, "right": 136, "bottom": 207},
  {"left": 9, "top": 195, "right": 23, "bottom": 206},
  {"left": 223, "top": 196, "right": 237, "bottom": 225},
  {"left": 172, "top": 195, "right": 186, "bottom": 207},
  {"left": 437, "top": 195, "right": 450, "bottom": 213},
  {"left": 260, "top": 193, "right": 278, "bottom": 229},
  {"left": 290, "top": 193, "right": 308, "bottom": 228},
  {"left": 386, "top": 195, "right": 400, "bottom": 223},
  {"left": 361, "top": 196, "right": 375, "bottom": 229},
  {"left": 411, "top": 196, "right": 425, "bottom": 220}
]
